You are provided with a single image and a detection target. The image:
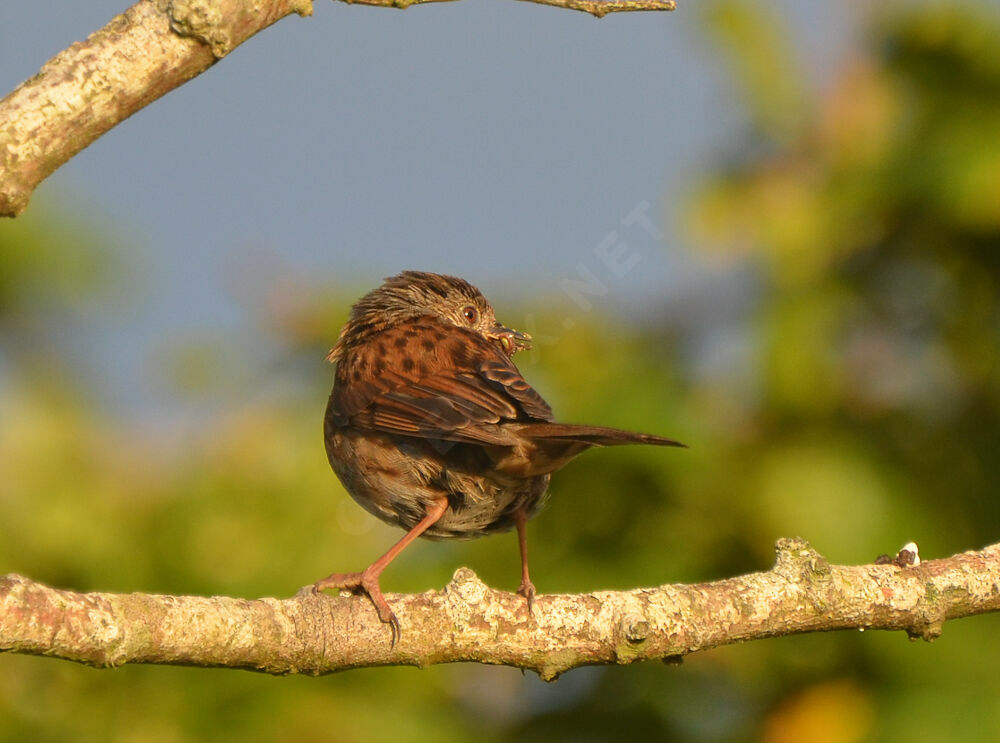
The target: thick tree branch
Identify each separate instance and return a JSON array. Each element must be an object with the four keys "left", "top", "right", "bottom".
[
  {"left": 0, "top": 0, "right": 312, "bottom": 218},
  {"left": 0, "top": 0, "right": 676, "bottom": 218},
  {"left": 2, "top": 539, "right": 998, "bottom": 680}
]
